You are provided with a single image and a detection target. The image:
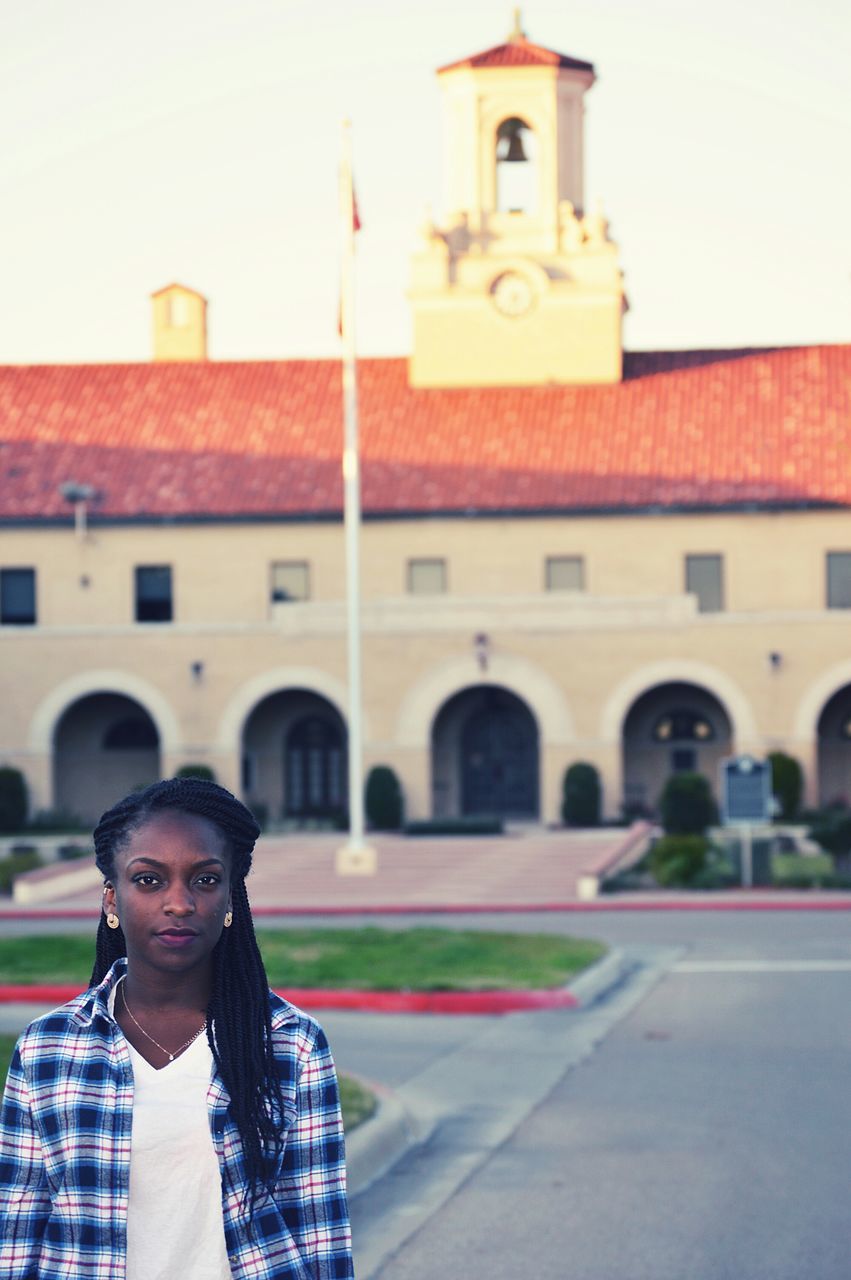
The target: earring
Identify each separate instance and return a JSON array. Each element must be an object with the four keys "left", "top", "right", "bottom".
[
  {"left": 224, "top": 911, "right": 233, "bottom": 928},
  {"left": 106, "top": 912, "right": 120, "bottom": 930}
]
